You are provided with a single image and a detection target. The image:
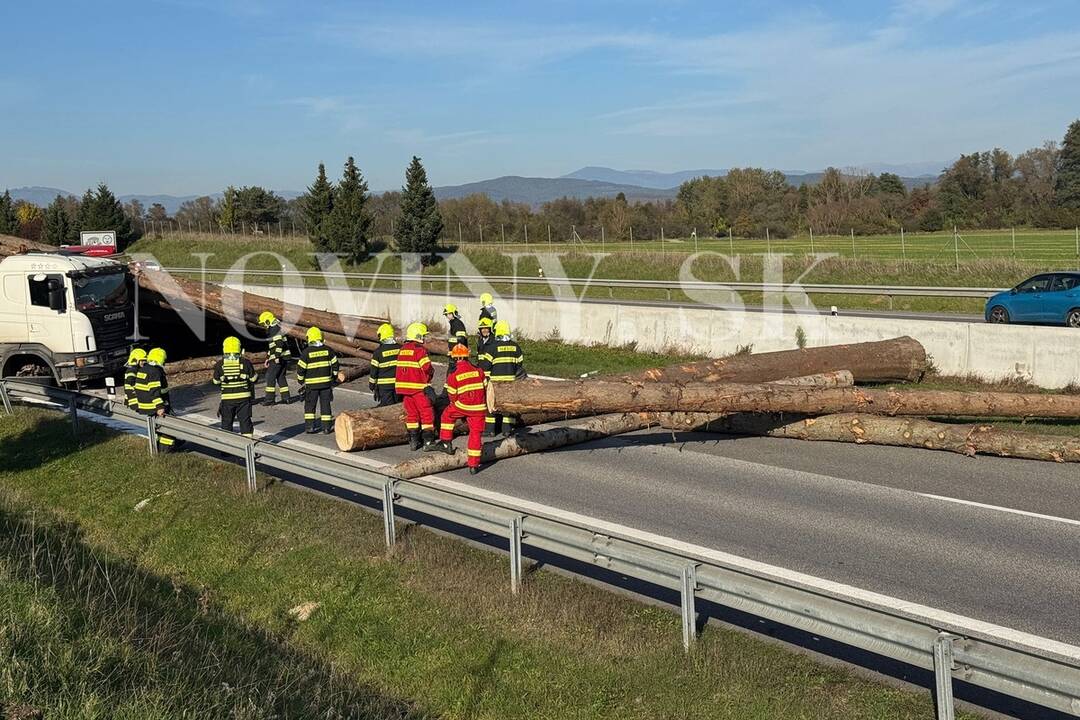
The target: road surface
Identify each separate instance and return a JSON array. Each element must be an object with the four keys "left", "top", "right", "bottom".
[{"left": 163, "top": 373, "right": 1080, "bottom": 647}]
